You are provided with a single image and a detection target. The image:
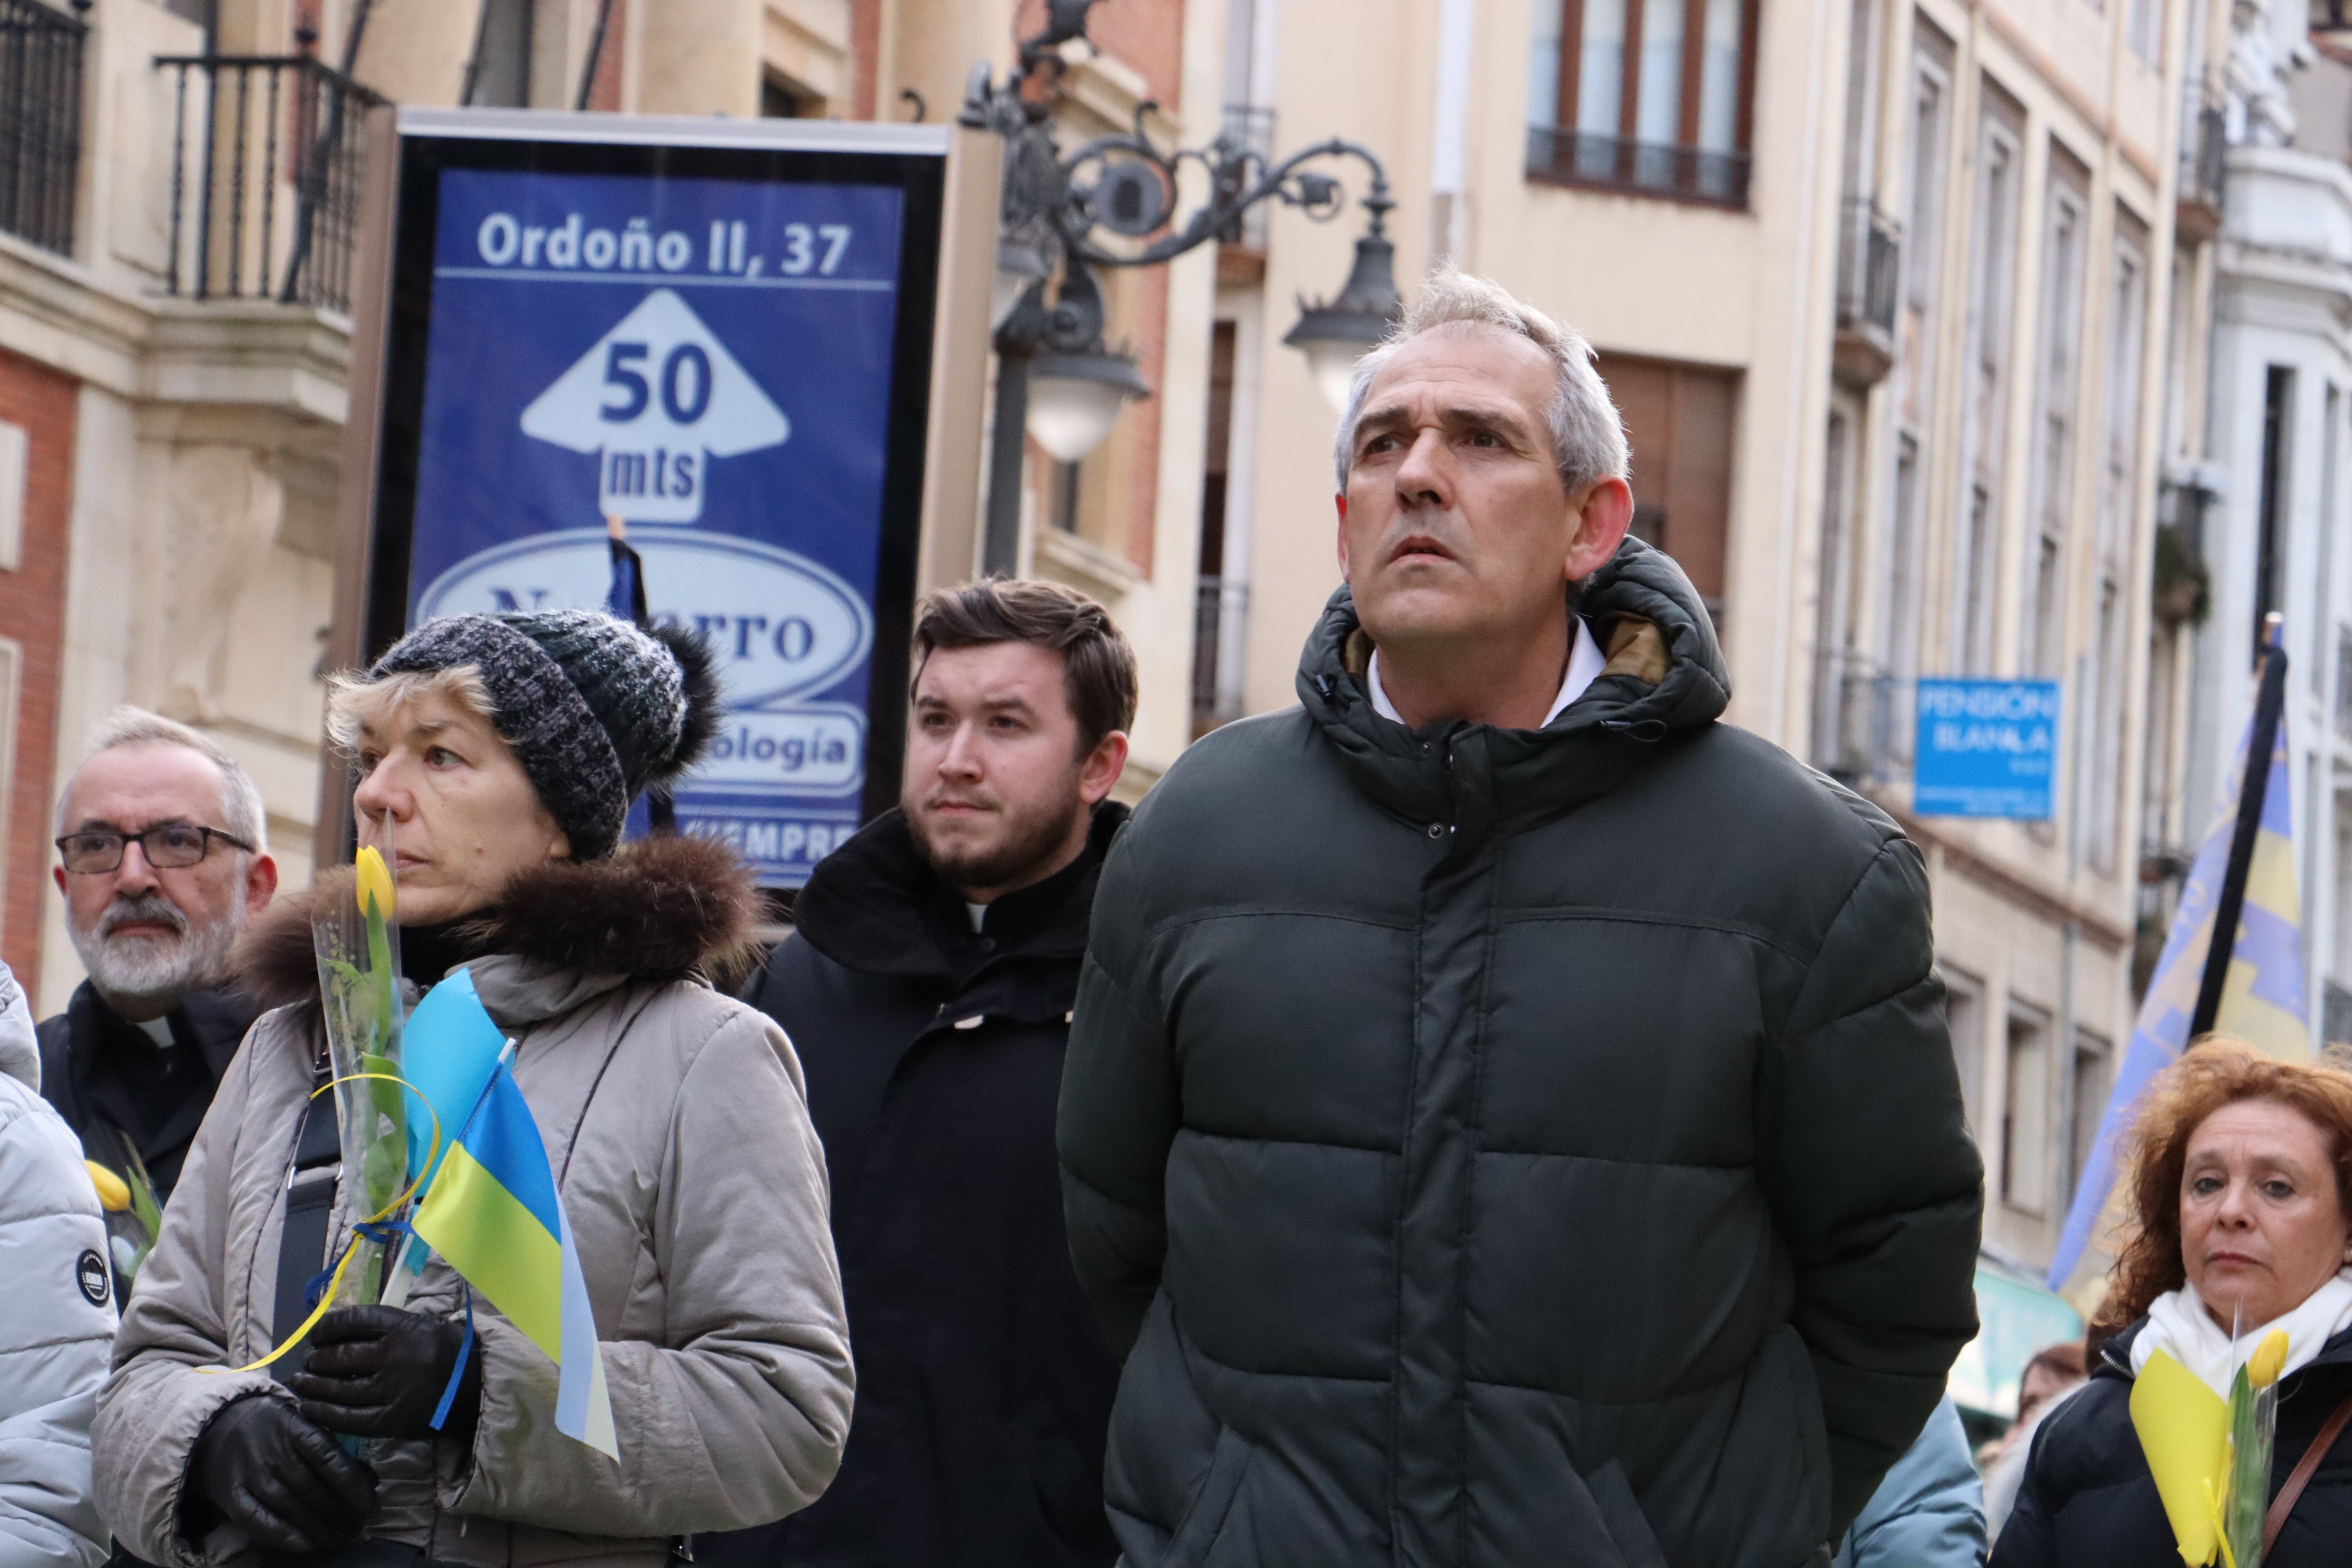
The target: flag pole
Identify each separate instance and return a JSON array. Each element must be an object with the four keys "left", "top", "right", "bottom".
[
  {"left": 606, "top": 515, "right": 678, "bottom": 836},
  {"left": 2190, "top": 614, "right": 2290, "bottom": 1039}
]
